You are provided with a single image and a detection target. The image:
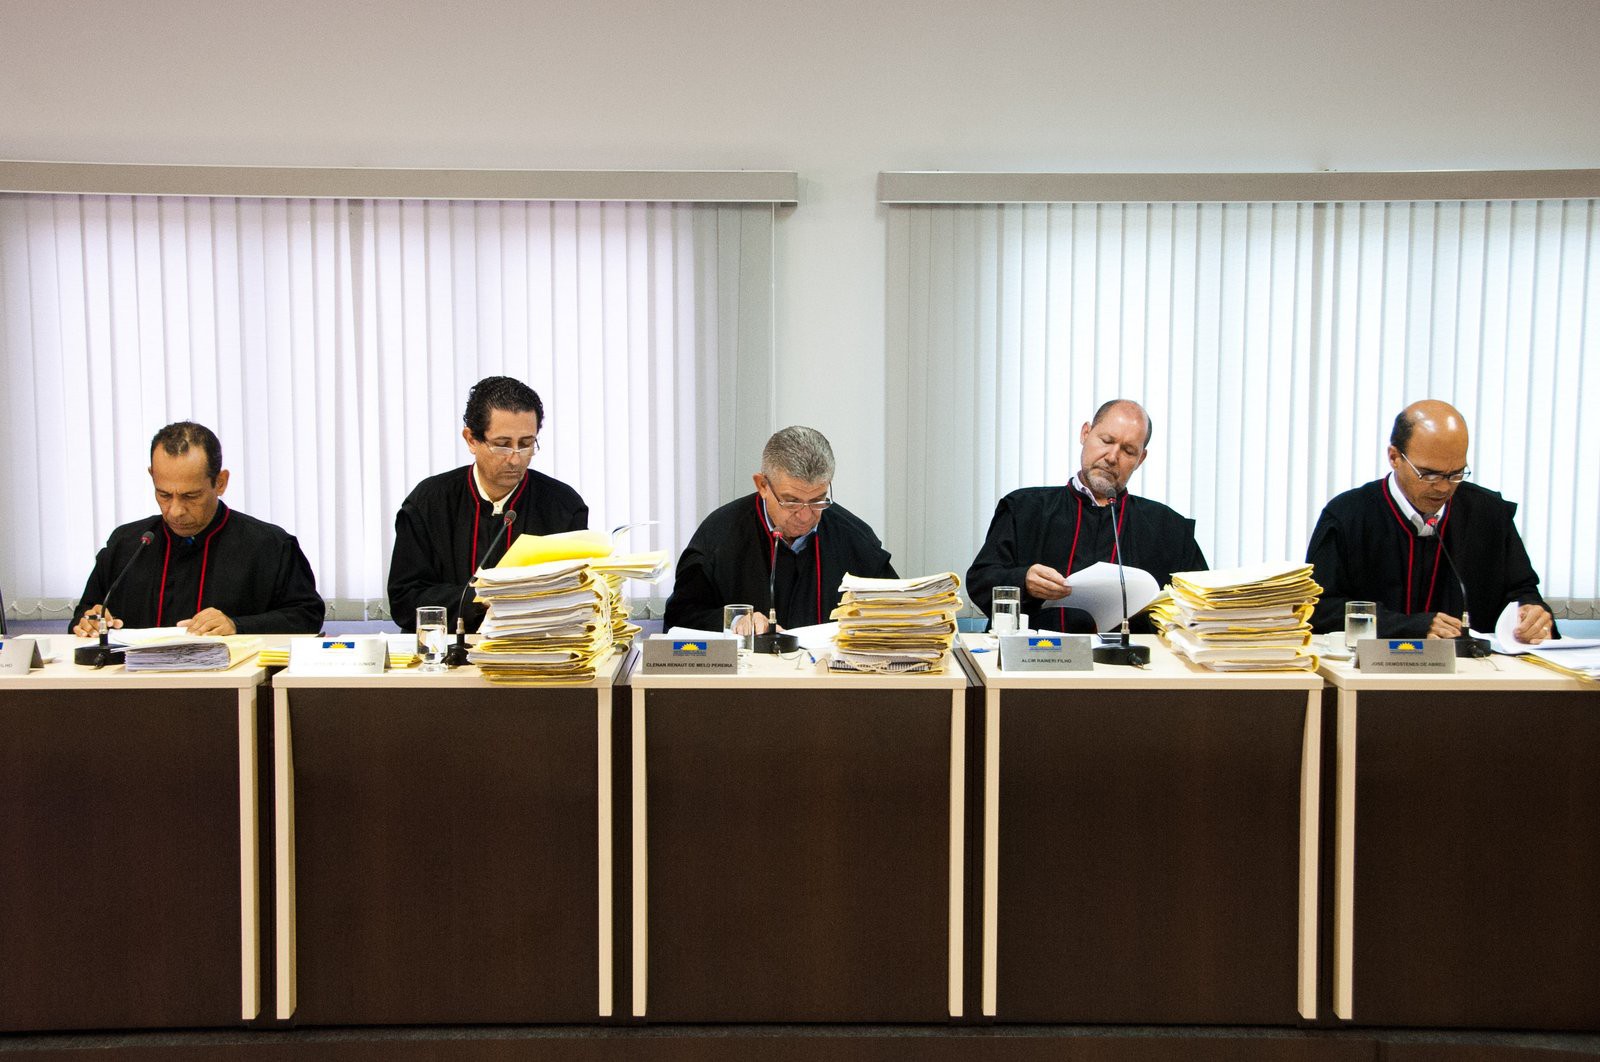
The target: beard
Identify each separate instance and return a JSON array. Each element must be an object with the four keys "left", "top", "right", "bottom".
[{"left": 1083, "top": 465, "right": 1120, "bottom": 500}]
